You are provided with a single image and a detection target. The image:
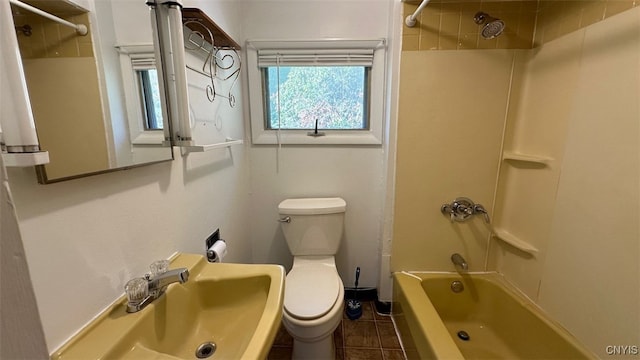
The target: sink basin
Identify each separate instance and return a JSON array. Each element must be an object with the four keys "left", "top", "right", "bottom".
[{"left": 52, "top": 254, "right": 285, "bottom": 360}]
